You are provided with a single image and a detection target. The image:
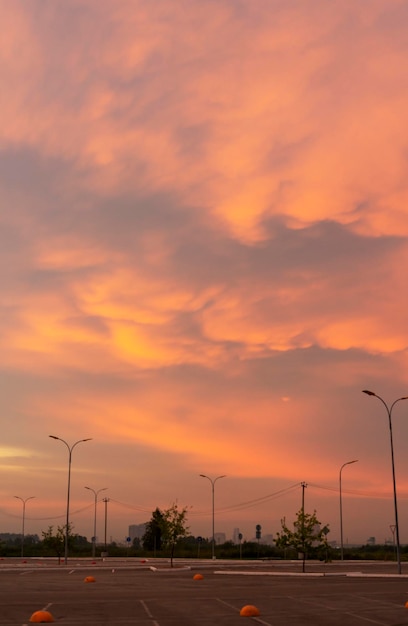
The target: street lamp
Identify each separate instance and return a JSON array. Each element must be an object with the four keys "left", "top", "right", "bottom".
[
  {"left": 362, "top": 390, "right": 408, "bottom": 574},
  {"left": 102, "top": 497, "right": 110, "bottom": 553},
  {"left": 84, "top": 486, "right": 107, "bottom": 558},
  {"left": 339, "top": 460, "right": 358, "bottom": 560},
  {"left": 49, "top": 435, "right": 92, "bottom": 564},
  {"left": 14, "top": 495, "right": 35, "bottom": 558},
  {"left": 199, "top": 474, "right": 226, "bottom": 559}
]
